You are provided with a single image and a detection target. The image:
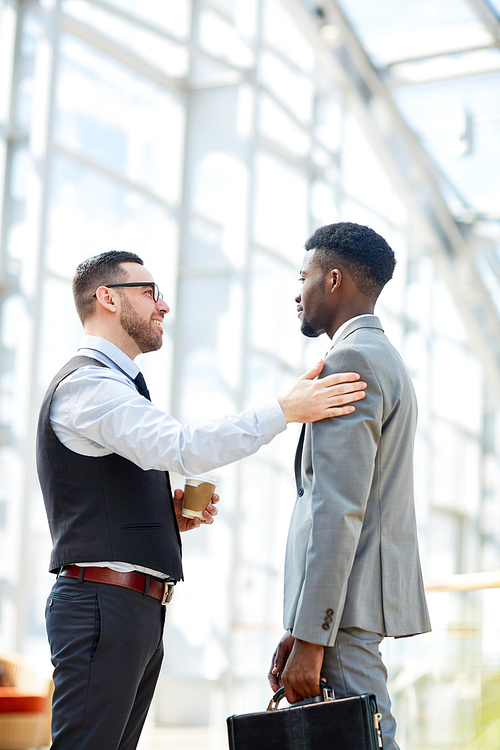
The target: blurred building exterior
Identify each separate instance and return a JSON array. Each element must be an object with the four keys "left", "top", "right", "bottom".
[{"left": 1, "top": 1, "right": 500, "bottom": 748}]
